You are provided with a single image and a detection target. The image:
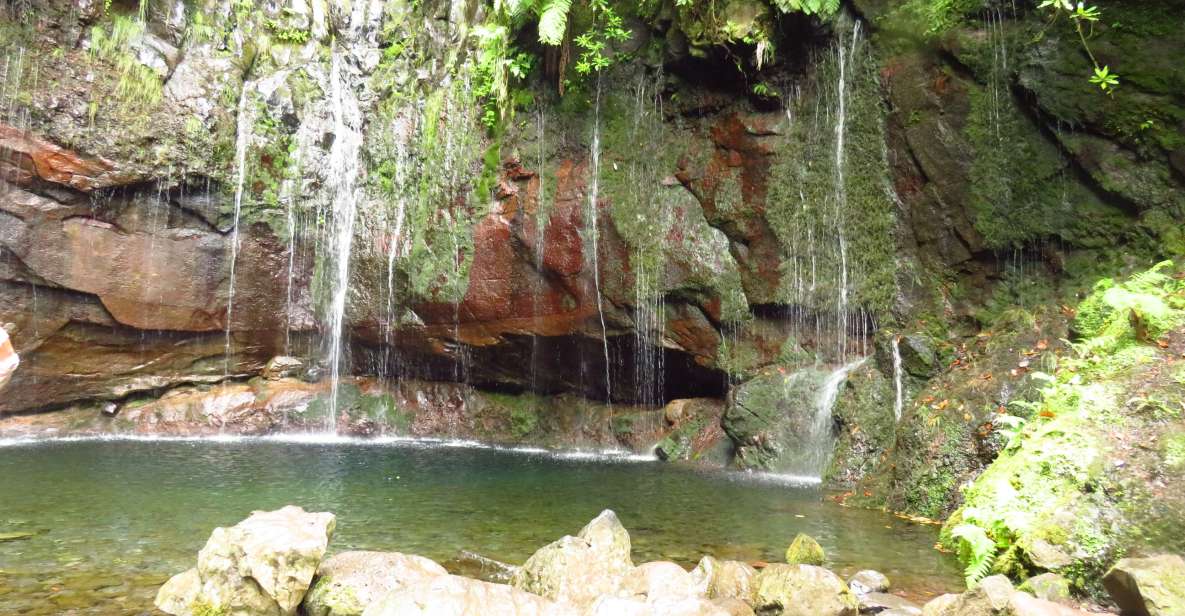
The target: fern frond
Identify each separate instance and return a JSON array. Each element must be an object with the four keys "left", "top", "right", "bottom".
[
  {"left": 950, "top": 524, "right": 998, "bottom": 587},
  {"left": 537, "top": 0, "right": 571, "bottom": 45}
]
